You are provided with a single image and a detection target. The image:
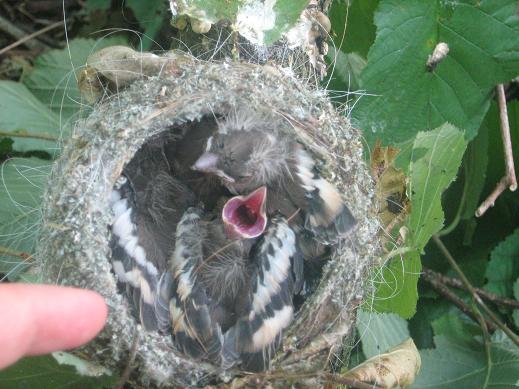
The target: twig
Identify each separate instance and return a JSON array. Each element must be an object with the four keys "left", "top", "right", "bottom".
[
  {"left": 0, "top": 19, "right": 62, "bottom": 56},
  {"left": 0, "top": 15, "right": 47, "bottom": 52},
  {"left": 433, "top": 235, "right": 519, "bottom": 347},
  {"left": 476, "top": 84, "right": 517, "bottom": 217},
  {"left": 476, "top": 176, "right": 508, "bottom": 217},
  {"left": 232, "top": 371, "right": 385, "bottom": 389},
  {"left": 423, "top": 267, "right": 519, "bottom": 309},
  {"left": 0, "top": 245, "right": 32, "bottom": 260},
  {"left": 113, "top": 329, "right": 140, "bottom": 389},
  {"left": 497, "top": 84, "right": 518, "bottom": 191},
  {"left": 320, "top": 372, "right": 385, "bottom": 389},
  {"left": 421, "top": 268, "right": 497, "bottom": 331},
  {"left": 0, "top": 130, "right": 59, "bottom": 142}
]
